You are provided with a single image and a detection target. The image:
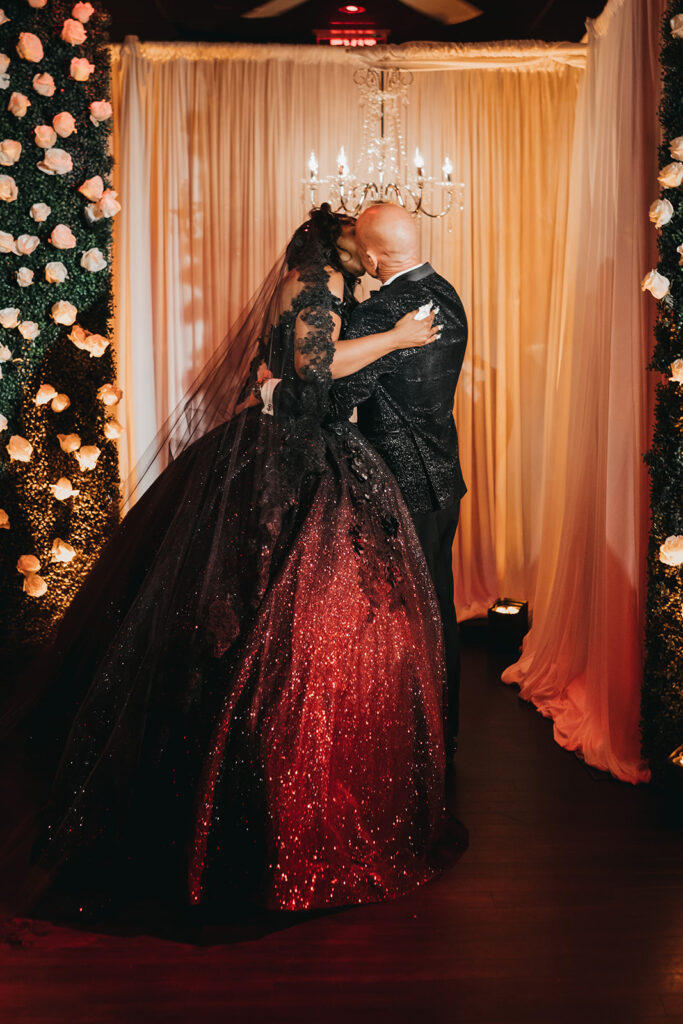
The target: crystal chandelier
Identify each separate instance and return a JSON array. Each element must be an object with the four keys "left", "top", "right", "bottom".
[{"left": 303, "top": 67, "right": 465, "bottom": 219}]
